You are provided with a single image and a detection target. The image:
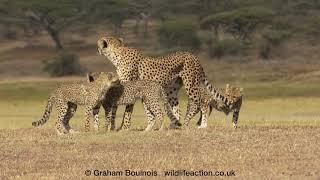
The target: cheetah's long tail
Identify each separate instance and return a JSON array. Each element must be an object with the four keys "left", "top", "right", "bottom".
[
  {"left": 203, "top": 76, "right": 233, "bottom": 106},
  {"left": 32, "top": 96, "right": 54, "bottom": 127}
]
